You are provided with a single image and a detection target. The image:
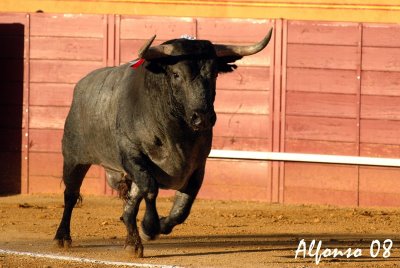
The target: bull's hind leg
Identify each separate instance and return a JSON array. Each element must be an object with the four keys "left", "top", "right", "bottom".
[
  {"left": 160, "top": 167, "right": 204, "bottom": 235},
  {"left": 54, "top": 161, "right": 90, "bottom": 248}
]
